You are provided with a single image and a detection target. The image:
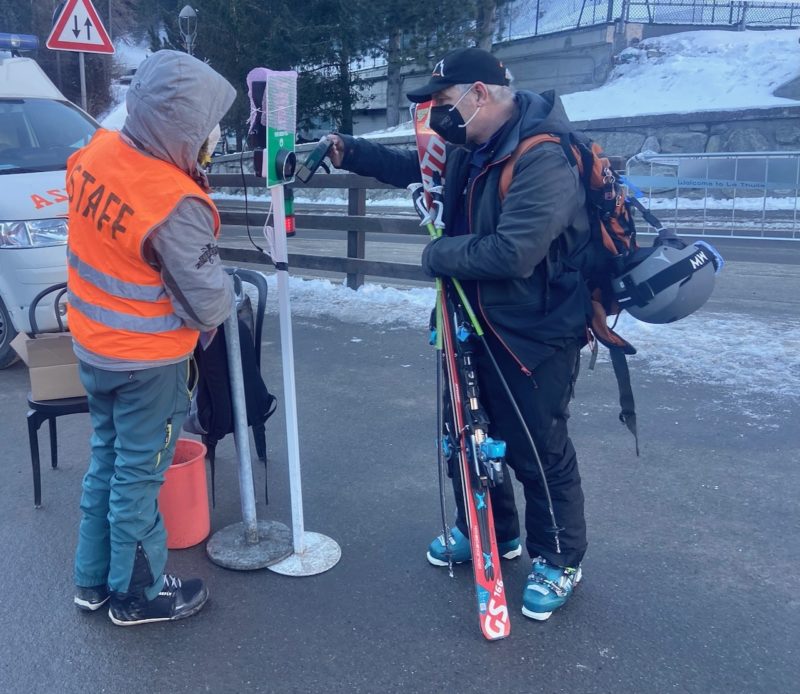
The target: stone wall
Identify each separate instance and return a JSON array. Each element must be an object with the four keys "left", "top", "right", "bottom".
[
  {"left": 346, "top": 107, "right": 800, "bottom": 160},
  {"left": 573, "top": 106, "right": 800, "bottom": 160}
]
